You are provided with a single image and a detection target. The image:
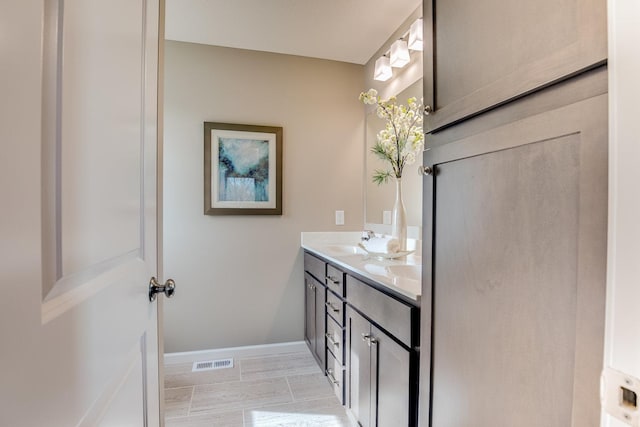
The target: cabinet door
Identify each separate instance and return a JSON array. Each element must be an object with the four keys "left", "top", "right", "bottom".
[
  {"left": 423, "top": 0, "right": 606, "bottom": 132},
  {"left": 372, "top": 326, "right": 410, "bottom": 427},
  {"left": 423, "top": 94, "right": 607, "bottom": 426},
  {"left": 347, "top": 307, "right": 373, "bottom": 427},
  {"left": 314, "top": 282, "right": 326, "bottom": 369},
  {"left": 304, "top": 274, "right": 315, "bottom": 353}
]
